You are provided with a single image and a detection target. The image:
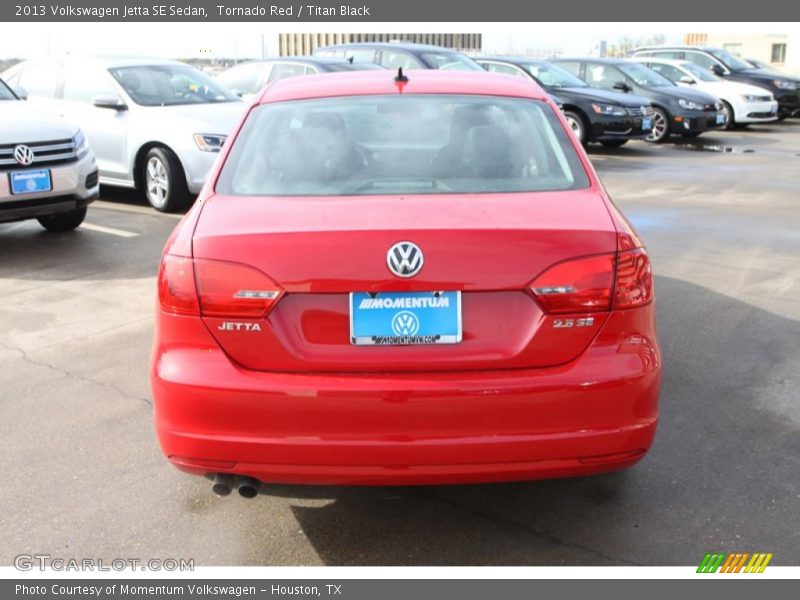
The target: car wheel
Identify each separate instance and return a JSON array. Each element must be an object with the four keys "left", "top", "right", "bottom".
[
  {"left": 721, "top": 100, "right": 735, "bottom": 130},
  {"left": 37, "top": 207, "right": 87, "bottom": 232},
  {"left": 645, "top": 108, "right": 669, "bottom": 143},
  {"left": 600, "top": 139, "right": 628, "bottom": 148},
  {"left": 563, "top": 111, "right": 588, "bottom": 146},
  {"left": 143, "top": 147, "right": 189, "bottom": 212}
]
